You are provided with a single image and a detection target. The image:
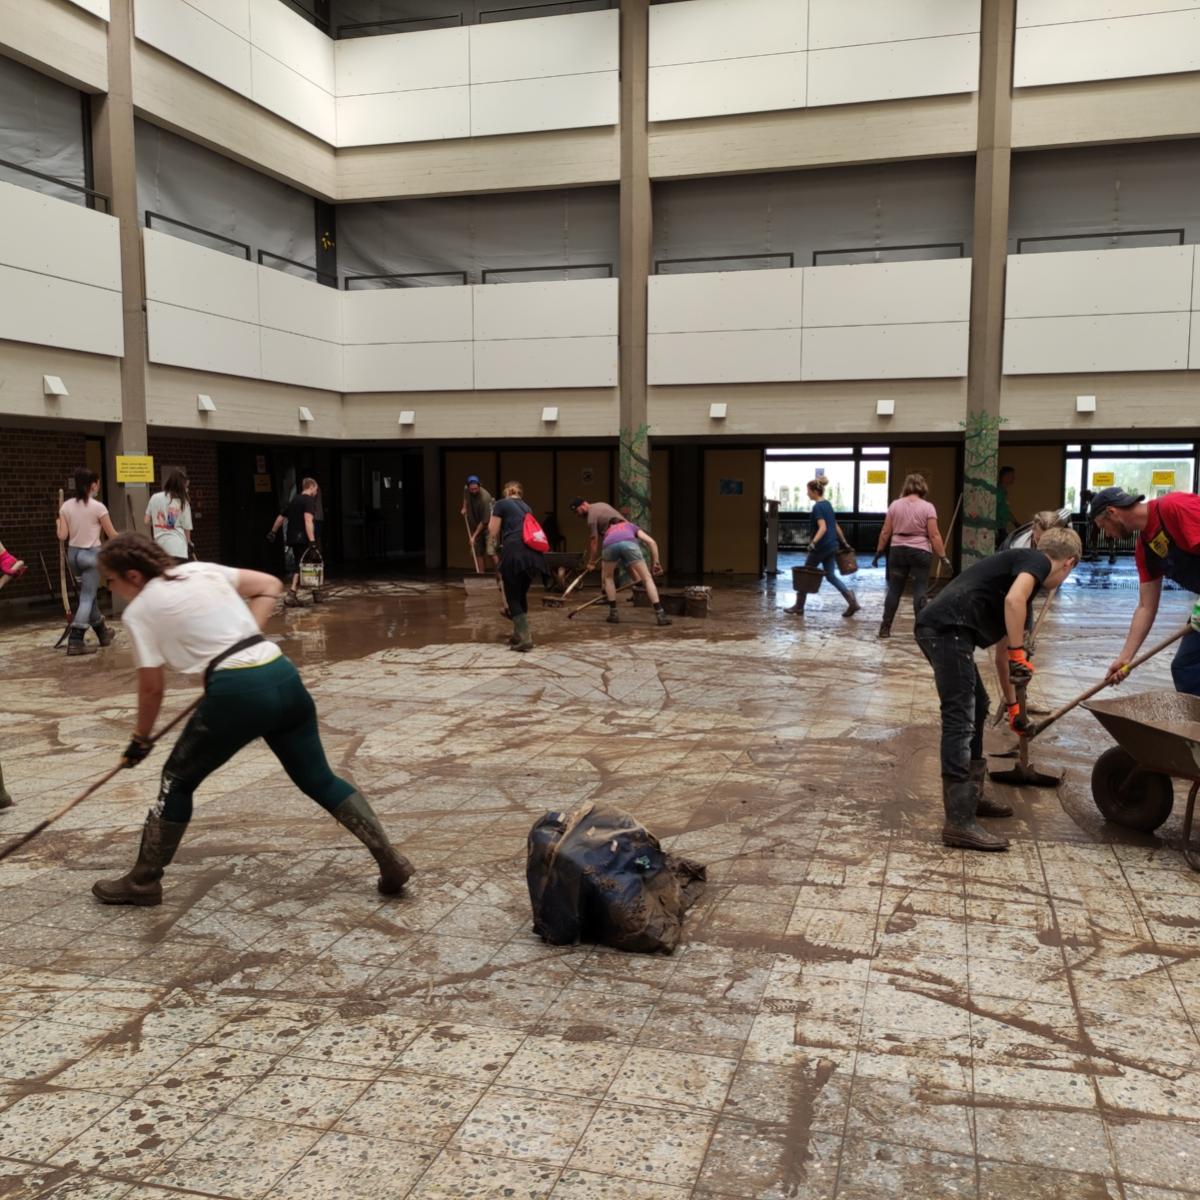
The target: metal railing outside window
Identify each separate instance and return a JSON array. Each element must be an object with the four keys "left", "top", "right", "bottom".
[
  {"left": 145, "top": 212, "right": 251, "bottom": 258},
  {"left": 811, "top": 242, "right": 965, "bottom": 266},
  {"left": 655, "top": 253, "right": 794, "bottom": 274},
  {"left": 481, "top": 263, "right": 613, "bottom": 283},
  {"left": 343, "top": 271, "right": 469, "bottom": 289},
  {"left": 1016, "top": 229, "right": 1186, "bottom": 253},
  {"left": 0, "top": 157, "right": 111, "bottom": 213}
]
